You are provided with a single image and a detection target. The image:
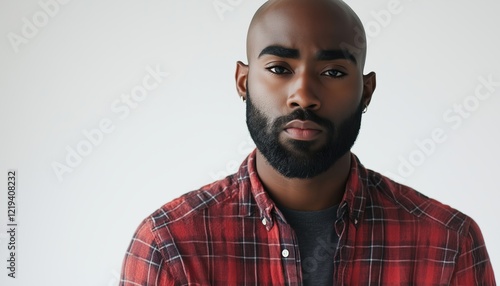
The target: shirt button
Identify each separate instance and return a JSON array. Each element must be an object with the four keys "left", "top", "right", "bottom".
[
  {"left": 282, "top": 249, "right": 289, "bottom": 258},
  {"left": 261, "top": 218, "right": 267, "bottom": 226}
]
